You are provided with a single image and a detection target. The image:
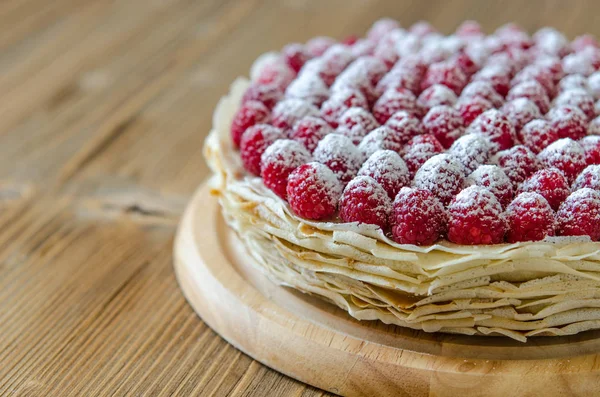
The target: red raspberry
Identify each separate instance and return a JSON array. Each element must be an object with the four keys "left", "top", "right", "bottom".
[
  {"left": 350, "top": 39, "right": 377, "bottom": 58},
  {"left": 376, "top": 68, "right": 422, "bottom": 96},
  {"left": 534, "top": 56, "right": 565, "bottom": 84},
  {"left": 472, "top": 65, "right": 511, "bottom": 96},
  {"left": 373, "top": 40, "right": 399, "bottom": 70},
  {"left": 240, "top": 125, "right": 285, "bottom": 175},
  {"left": 285, "top": 72, "right": 329, "bottom": 107},
  {"left": 501, "top": 98, "right": 542, "bottom": 132},
  {"left": 460, "top": 81, "right": 504, "bottom": 108},
  {"left": 320, "top": 87, "right": 368, "bottom": 128},
  {"left": 282, "top": 43, "right": 309, "bottom": 74},
  {"left": 467, "top": 165, "right": 514, "bottom": 207},
  {"left": 589, "top": 117, "right": 600, "bottom": 135},
  {"left": 507, "top": 80, "right": 550, "bottom": 114},
  {"left": 230, "top": 101, "right": 270, "bottom": 147},
  {"left": 457, "top": 96, "right": 494, "bottom": 126},
  {"left": 495, "top": 145, "right": 541, "bottom": 187},
  {"left": 449, "top": 134, "right": 493, "bottom": 174},
  {"left": 519, "top": 119, "right": 559, "bottom": 154},
  {"left": 313, "top": 134, "right": 363, "bottom": 185},
  {"left": 533, "top": 28, "right": 570, "bottom": 57},
  {"left": 562, "top": 48, "right": 600, "bottom": 76},
  {"left": 358, "top": 126, "right": 403, "bottom": 158},
  {"left": 255, "top": 59, "right": 296, "bottom": 91},
  {"left": 451, "top": 52, "right": 478, "bottom": 77},
  {"left": 556, "top": 188, "right": 600, "bottom": 241},
  {"left": 367, "top": 18, "right": 400, "bottom": 43},
  {"left": 558, "top": 74, "right": 589, "bottom": 93},
  {"left": 505, "top": 192, "right": 555, "bottom": 243},
  {"left": 422, "top": 105, "right": 464, "bottom": 148},
  {"left": 339, "top": 176, "right": 391, "bottom": 229},
  {"left": 333, "top": 57, "right": 387, "bottom": 99},
  {"left": 336, "top": 107, "right": 380, "bottom": 145},
  {"left": 390, "top": 187, "right": 447, "bottom": 245},
  {"left": 538, "top": 138, "right": 587, "bottom": 183},
  {"left": 580, "top": 135, "right": 600, "bottom": 164},
  {"left": 410, "top": 21, "right": 437, "bottom": 37},
  {"left": 573, "top": 164, "right": 600, "bottom": 191},
  {"left": 547, "top": 106, "right": 588, "bottom": 140},
  {"left": 402, "top": 134, "right": 444, "bottom": 176},
  {"left": 342, "top": 35, "right": 358, "bottom": 45},
  {"left": 286, "top": 162, "right": 343, "bottom": 220},
  {"left": 305, "top": 36, "right": 336, "bottom": 57},
  {"left": 319, "top": 45, "right": 355, "bottom": 86},
  {"left": 260, "top": 140, "right": 311, "bottom": 199},
  {"left": 511, "top": 65, "right": 557, "bottom": 98},
  {"left": 290, "top": 116, "right": 333, "bottom": 153},
  {"left": 421, "top": 61, "right": 467, "bottom": 95},
  {"left": 519, "top": 168, "right": 570, "bottom": 210},
  {"left": 372, "top": 88, "right": 421, "bottom": 124},
  {"left": 271, "top": 98, "right": 320, "bottom": 130},
  {"left": 385, "top": 111, "right": 423, "bottom": 145},
  {"left": 588, "top": 72, "right": 600, "bottom": 99},
  {"left": 358, "top": 150, "right": 410, "bottom": 199},
  {"left": 554, "top": 89, "right": 596, "bottom": 120},
  {"left": 466, "top": 109, "right": 517, "bottom": 152},
  {"left": 413, "top": 154, "right": 466, "bottom": 206},
  {"left": 242, "top": 83, "right": 283, "bottom": 110},
  {"left": 417, "top": 84, "right": 458, "bottom": 112},
  {"left": 456, "top": 20, "right": 484, "bottom": 38},
  {"left": 572, "top": 34, "right": 600, "bottom": 52},
  {"left": 447, "top": 186, "right": 507, "bottom": 245}
]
